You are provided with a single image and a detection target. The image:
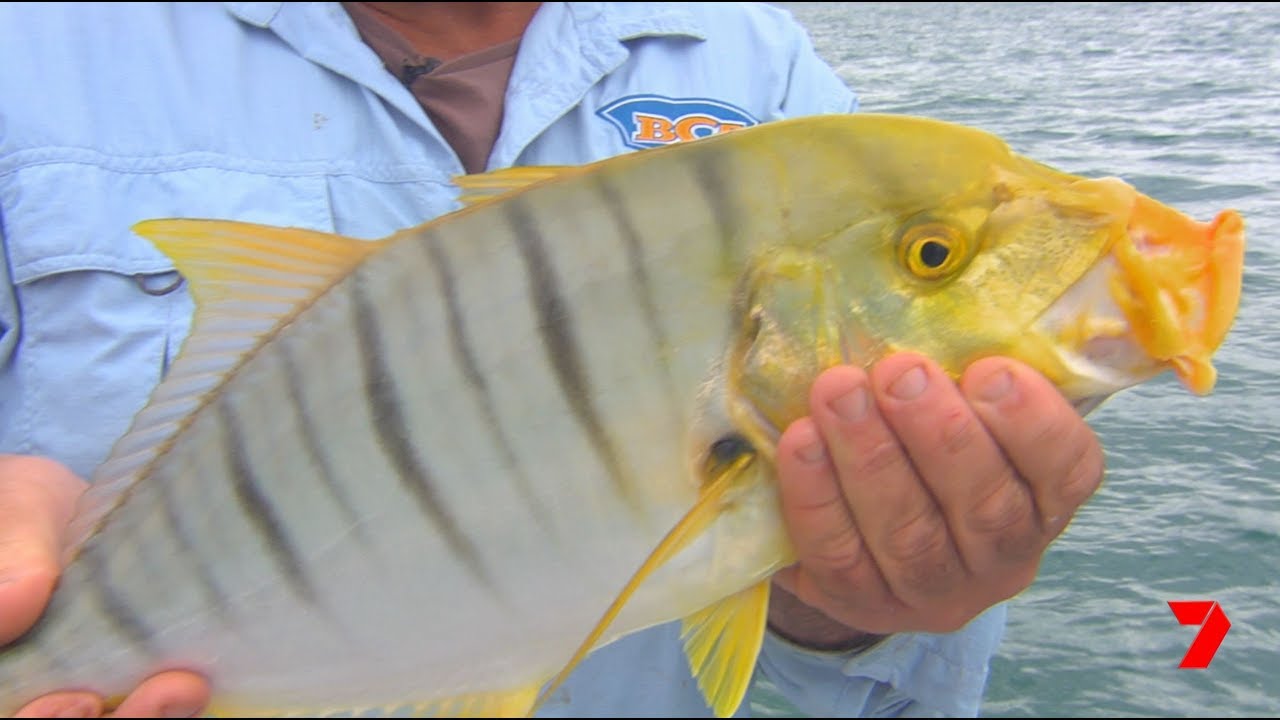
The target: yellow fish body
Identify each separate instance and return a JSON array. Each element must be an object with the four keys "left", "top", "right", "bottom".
[{"left": 0, "top": 114, "right": 1244, "bottom": 717}]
